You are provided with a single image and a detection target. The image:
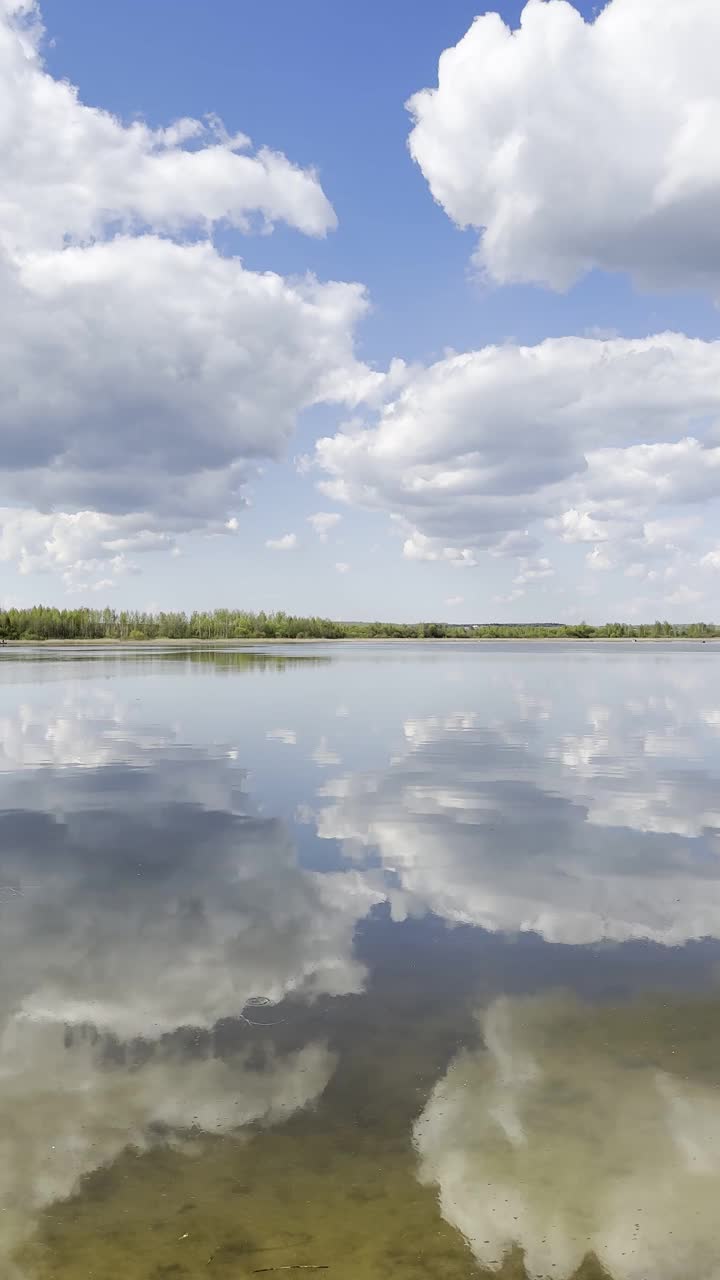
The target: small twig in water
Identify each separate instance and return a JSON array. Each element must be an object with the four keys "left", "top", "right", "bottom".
[{"left": 252, "top": 1268, "right": 329, "bottom": 1274}]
